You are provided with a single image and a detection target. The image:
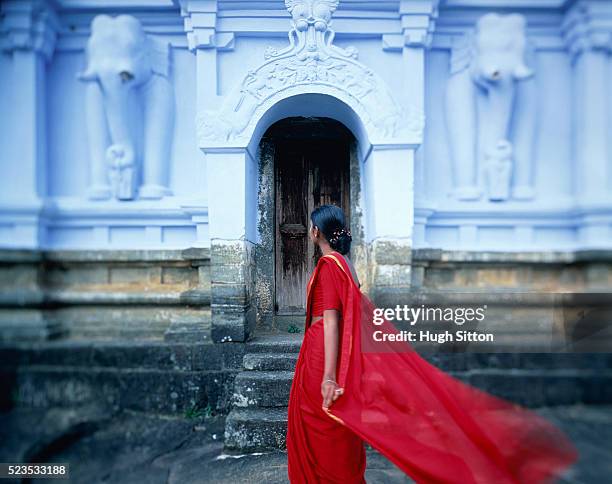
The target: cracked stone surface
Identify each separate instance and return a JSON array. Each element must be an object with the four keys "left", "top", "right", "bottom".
[{"left": 0, "top": 404, "right": 610, "bottom": 483}]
